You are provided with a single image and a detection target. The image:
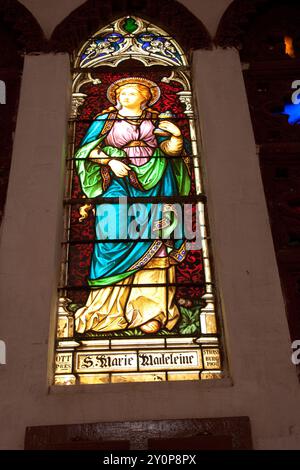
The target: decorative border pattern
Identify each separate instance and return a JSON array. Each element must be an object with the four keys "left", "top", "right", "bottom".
[{"left": 129, "top": 240, "right": 163, "bottom": 270}]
